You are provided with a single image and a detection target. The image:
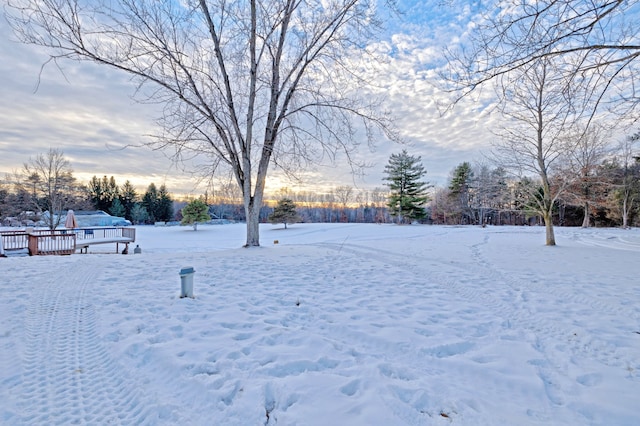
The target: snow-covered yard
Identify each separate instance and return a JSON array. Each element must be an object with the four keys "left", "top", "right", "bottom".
[{"left": 1, "top": 223, "right": 639, "bottom": 425}]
